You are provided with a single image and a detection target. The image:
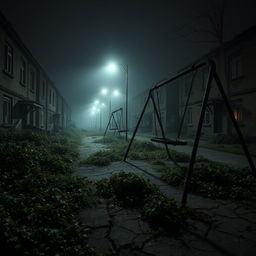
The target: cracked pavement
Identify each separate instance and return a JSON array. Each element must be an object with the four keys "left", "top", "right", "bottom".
[{"left": 74, "top": 136, "right": 256, "bottom": 256}]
